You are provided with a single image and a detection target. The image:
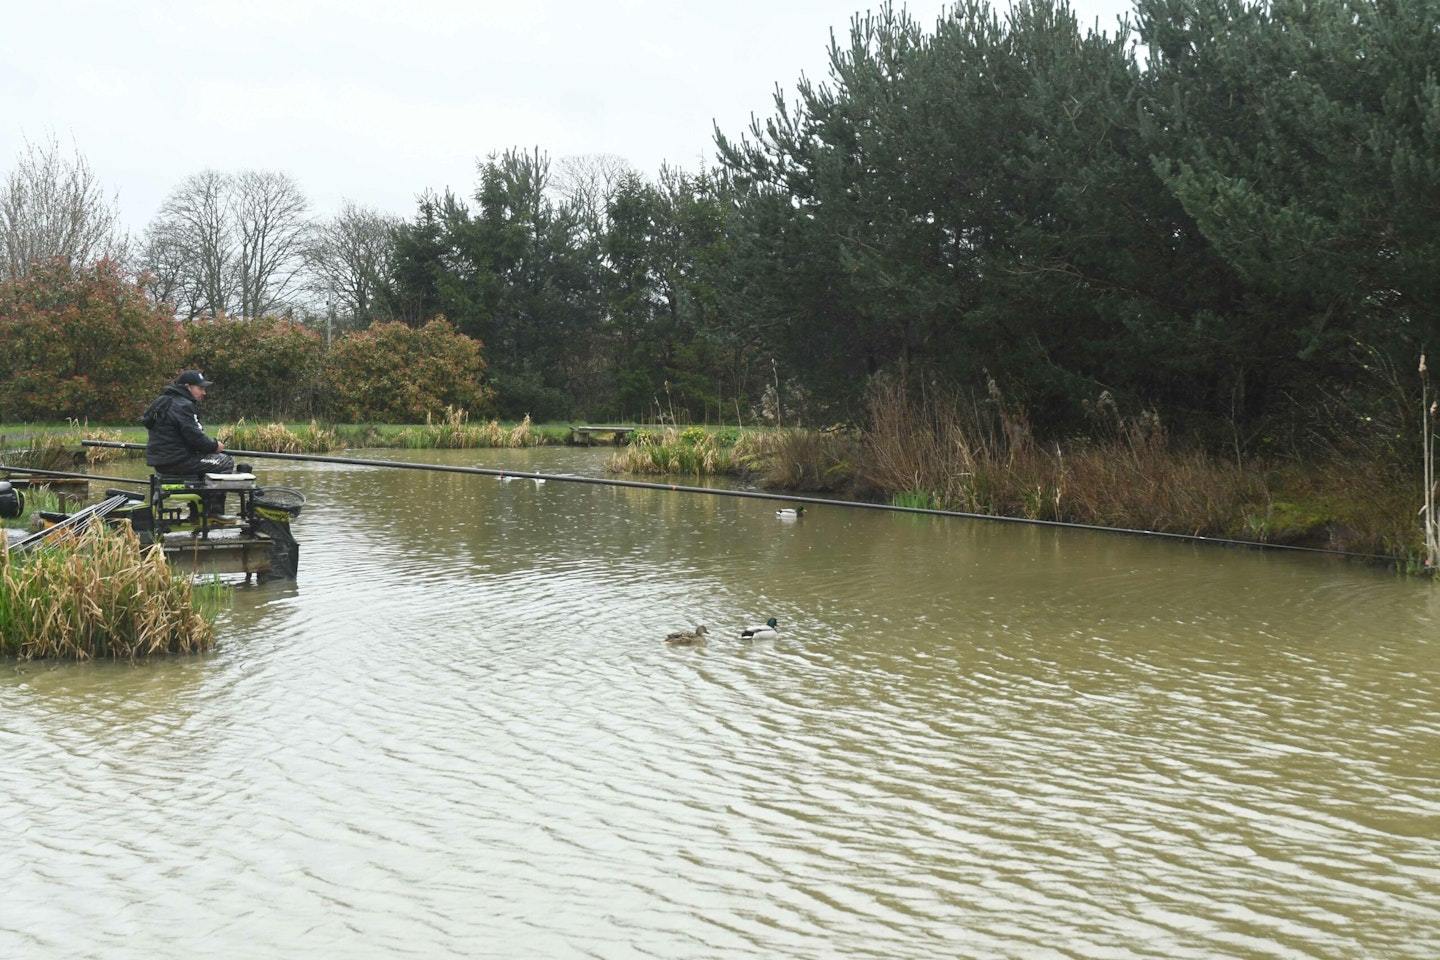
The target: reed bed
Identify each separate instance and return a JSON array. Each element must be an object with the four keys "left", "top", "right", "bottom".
[
  {"left": 591, "top": 374, "right": 1427, "bottom": 560},
  {"left": 0, "top": 431, "right": 86, "bottom": 472},
  {"left": 0, "top": 424, "right": 129, "bottom": 467},
  {"left": 732, "top": 428, "right": 857, "bottom": 492},
  {"left": 4, "top": 417, "right": 568, "bottom": 460},
  {"left": 859, "top": 374, "right": 1011, "bottom": 511},
  {"left": 77, "top": 426, "right": 128, "bottom": 463},
  {"left": 223, "top": 419, "right": 343, "bottom": 454},
  {"left": 859, "top": 376, "right": 1259, "bottom": 535},
  {"left": 1, "top": 524, "right": 220, "bottom": 660},
  {"left": 856, "top": 374, "right": 1433, "bottom": 557},
  {"left": 606, "top": 426, "right": 738, "bottom": 476},
  {"left": 393, "top": 408, "right": 540, "bottom": 449}
]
